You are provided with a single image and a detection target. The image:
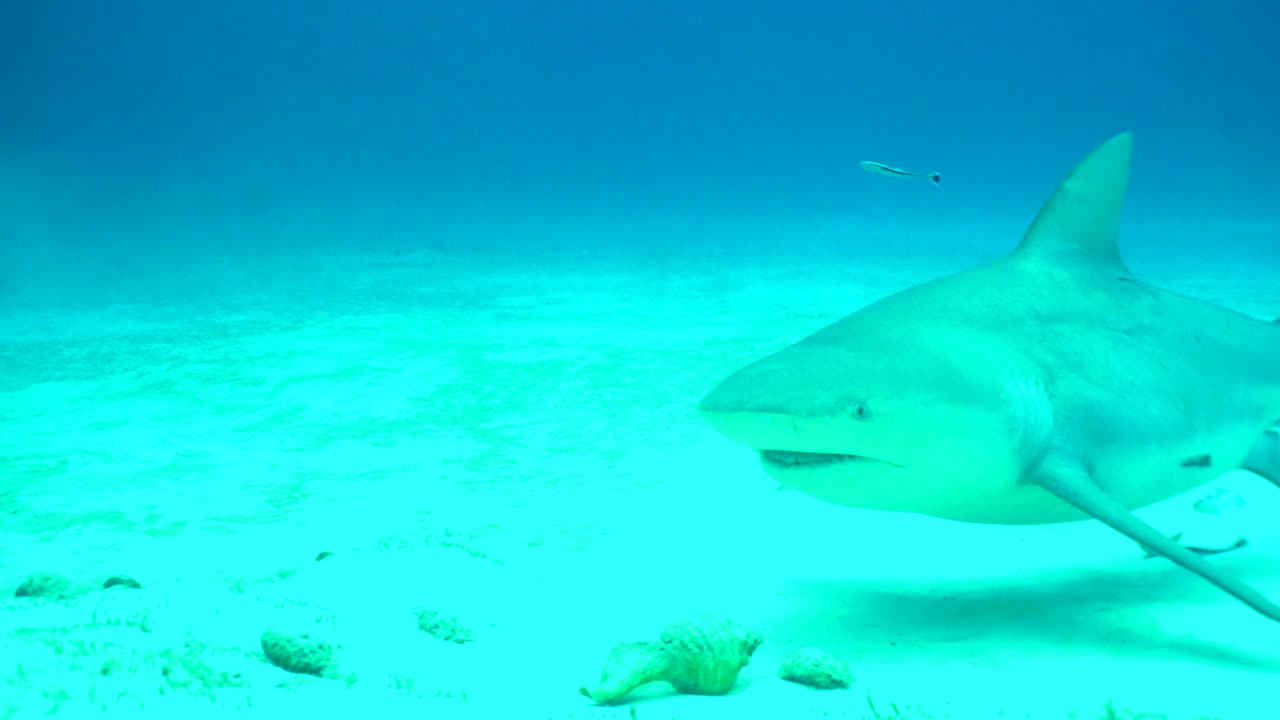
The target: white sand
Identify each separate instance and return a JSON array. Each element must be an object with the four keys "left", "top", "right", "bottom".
[{"left": 2, "top": 218, "right": 1279, "bottom": 719}]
